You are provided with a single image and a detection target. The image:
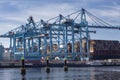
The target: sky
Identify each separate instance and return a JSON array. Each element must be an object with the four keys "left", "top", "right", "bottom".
[{"left": 0, "top": 0, "right": 120, "bottom": 47}]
